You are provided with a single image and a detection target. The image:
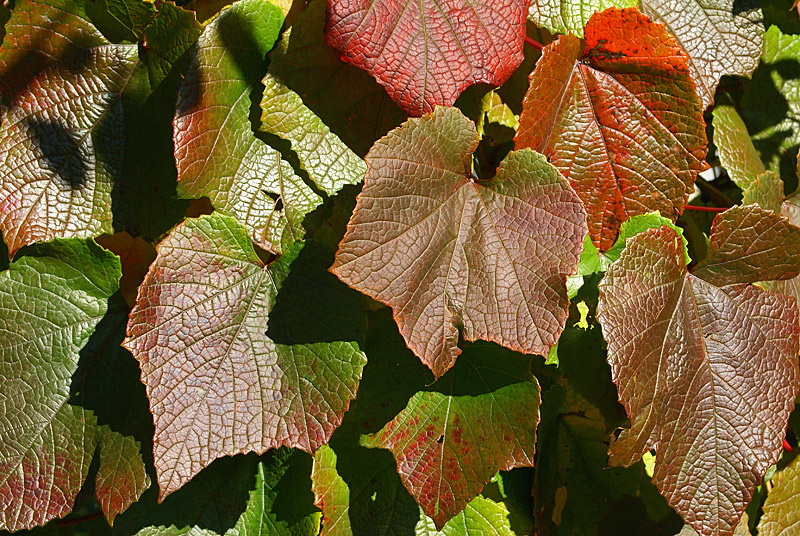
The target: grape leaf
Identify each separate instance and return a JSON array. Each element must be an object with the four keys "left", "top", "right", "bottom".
[
  {"left": 114, "top": 450, "right": 320, "bottom": 536},
  {"left": 313, "top": 444, "right": 519, "bottom": 536},
  {"left": 0, "top": 239, "right": 148, "bottom": 531},
  {"left": 174, "top": 0, "right": 323, "bottom": 255},
  {"left": 0, "top": 0, "right": 137, "bottom": 255},
  {"left": 758, "top": 455, "right": 800, "bottom": 536},
  {"left": 95, "top": 427, "right": 152, "bottom": 525},
  {"left": 86, "top": 0, "right": 157, "bottom": 43},
  {"left": 762, "top": 191, "right": 800, "bottom": 305},
  {"left": 123, "top": 213, "right": 367, "bottom": 498},
  {"left": 311, "top": 310, "right": 530, "bottom": 534},
  {"left": 332, "top": 106, "right": 586, "bottom": 377},
  {"left": 680, "top": 513, "right": 752, "bottom": 536},
  {"left": 362, "top": 353, "right": 539, "bottom": 527},
  {"left": 324, "top": 0, "right": 529, "bottom": 117},
  {"left": 742, "top": 171, "right": 783, "bottom": 214},
  {"left": 259, "top": 71, "right": 365, "bottom": 197},
  {"left": 691, "top": 204, "right": 800, "bottom": 286},
  {"left": 711, "top": 93, "right": 766, "bottom": 190},
  {"left": 640, "top": 0, "right": 763, "bottom": 109},
  {"left": 740, "top": 26, "right": 800, "bottom": 185},
  {"left": 596, "top": 212, "right": 800, "bottom": 536},
  {"left": 266, "top": 0, "right": 406, "bottom": 158},
  {"left": 515, "top": 8, "right": 708, "bottom": 251},
  {"left": 527, "top": 0, "right": 636, "bottom": 37},
  {"left": 96, "top": 232, "right": 156, "bottom": 307}
]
